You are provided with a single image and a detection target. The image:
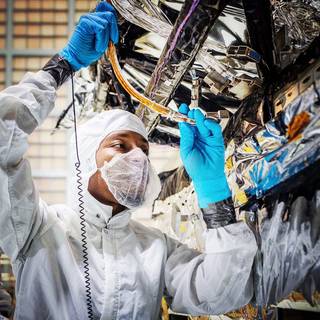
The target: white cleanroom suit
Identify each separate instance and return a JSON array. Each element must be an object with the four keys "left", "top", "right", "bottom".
[{"left": 0, "top": 70, "right": 257, "bottom": 319}]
